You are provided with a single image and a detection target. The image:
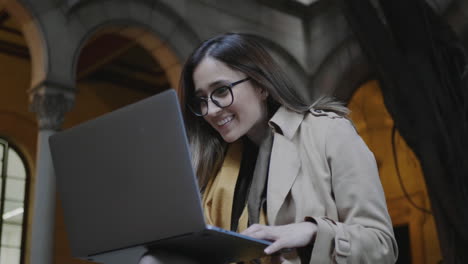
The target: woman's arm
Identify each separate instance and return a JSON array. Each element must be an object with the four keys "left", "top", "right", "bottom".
[{"left": 307, "top": 117, "right": 398, "bottom": 263}]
